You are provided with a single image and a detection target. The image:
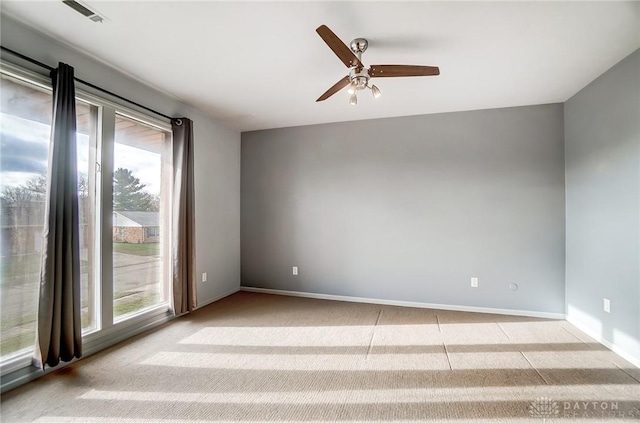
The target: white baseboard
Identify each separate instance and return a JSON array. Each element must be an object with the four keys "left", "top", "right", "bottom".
[
  {"left": 240, "top": 286, "right": 566, "bottom": 320},
  {"left": 195, "top": 286, "right": 240, "bottom": 310},
  {"left": 567, "top": 316, "right": 640, "bottom": 369}
]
